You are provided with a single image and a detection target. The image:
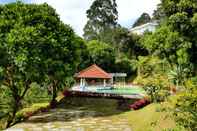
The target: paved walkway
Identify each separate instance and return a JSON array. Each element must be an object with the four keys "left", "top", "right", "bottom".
[{"left": 6, "top": 108, "right": 132, "bottom": 131}]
